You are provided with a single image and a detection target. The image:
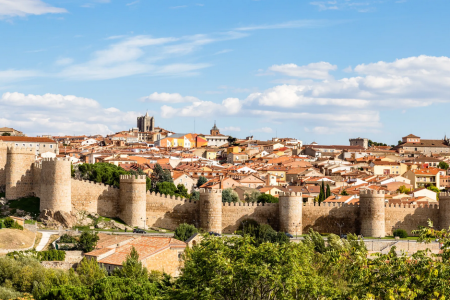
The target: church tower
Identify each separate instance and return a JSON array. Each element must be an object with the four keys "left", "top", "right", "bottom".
[
  {"left": 210, "top": 121, "right": 220, "bottom": 136},
  {"left": 137, "top": 112, "right": 155, "bottom": 132}
]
